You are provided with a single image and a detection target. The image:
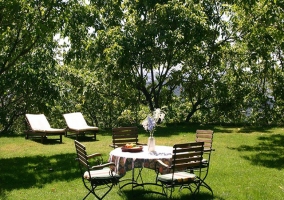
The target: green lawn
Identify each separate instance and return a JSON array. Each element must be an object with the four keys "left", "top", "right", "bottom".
[{"left": 0, "top": 124, "right": 283, "bottom": 200}]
